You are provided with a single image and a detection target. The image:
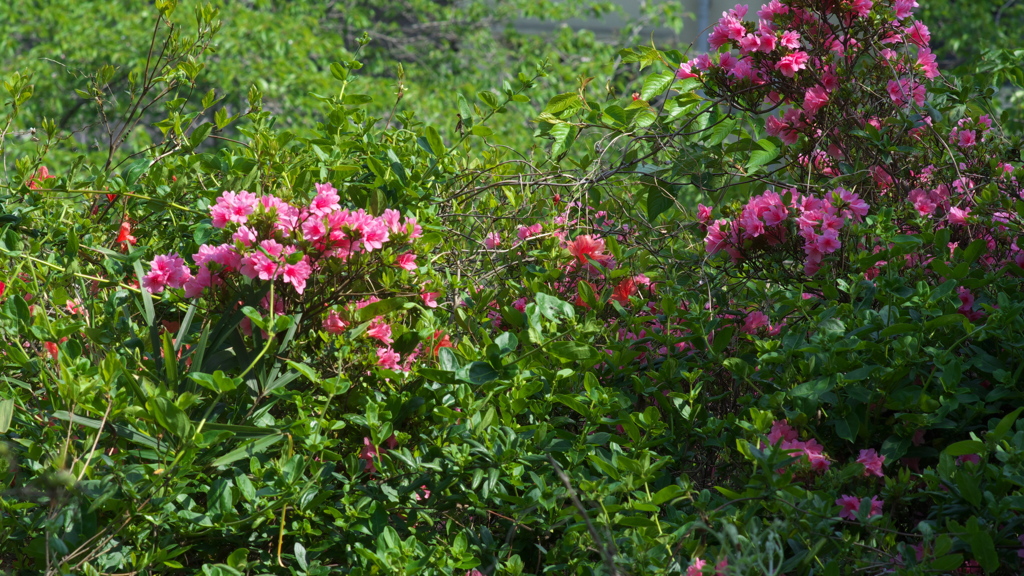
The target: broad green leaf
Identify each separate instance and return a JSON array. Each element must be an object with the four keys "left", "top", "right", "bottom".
[
  {"left": 0, "top": 398, "right": 13, "bottom": 433},
  {"left": 543, "top": 92, "right": 583, "bottom": 116},
  {"left": 640, "top": 71, "right": 674, "bottom": 101},
  {"left": 944, "top": 440, "right": 985, "bottom": 456},
  {"left": 212, "top": 434, "right": 285, "bottom": 467},
  {"left": 147, "top": 397, "right": 193, "bottom": 439},
  {"left": 547, "top": 341, "right": 596, "bottom": 362}
]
